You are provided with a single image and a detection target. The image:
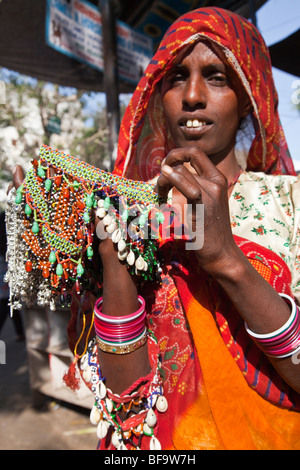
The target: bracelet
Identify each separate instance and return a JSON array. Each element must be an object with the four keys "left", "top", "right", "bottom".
[
  {"left": 245, "top": 293, "right": 300, "bottom": 358},
  {"left": 96, "top": 328, "right": 148, "bottom": 354},
  {"left": 94, "top": 296, "right": 147, "bottom": 354},
  {"left": 94, "top": 296, "right": 145, "bottom": 323}
]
